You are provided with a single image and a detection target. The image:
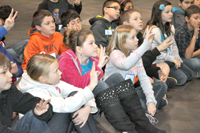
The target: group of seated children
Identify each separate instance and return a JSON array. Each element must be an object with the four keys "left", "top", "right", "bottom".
[{"left": 1, "top": 0, "right": 200, "bottom": 132}]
